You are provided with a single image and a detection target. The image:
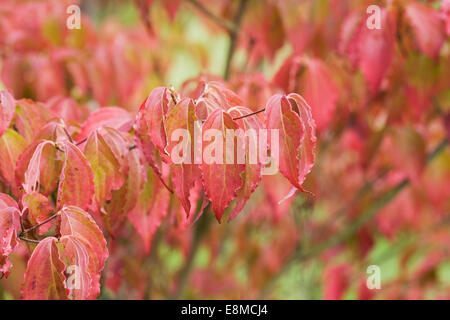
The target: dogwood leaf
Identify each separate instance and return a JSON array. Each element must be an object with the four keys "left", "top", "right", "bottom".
[
  {"left": 84, "top": 130, "right": 124, "bottom": 211},
  {"left": 57, "top": 142, "right": 94, "bottom": 211},
  {"left": 0, "top": 90, "right": 15, "bottom": 138},
  {"left": 59, "top": 206, "right": 108, "bottom": 299},
  {"left": 201, "top": 109, "right": 245, "bottom": 222},
  {"left": 165, "top": 98, "right": 201, "bottom": 215},
  {"left": 22, "top": 237, "right": 69, "bottom": 300},
  {"left": 0, "top": 193, "right": 20, "bottom": 278}
]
